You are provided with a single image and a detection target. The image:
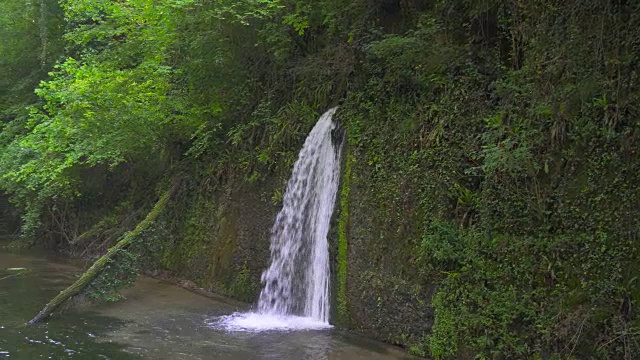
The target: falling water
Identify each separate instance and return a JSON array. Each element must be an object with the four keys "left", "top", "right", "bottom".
[
  {"left": 215, "top": 107, "right": 342, "bottom": 331},
  {"left": 257, "top": 107, "right": 342, "bottom": 322}
]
